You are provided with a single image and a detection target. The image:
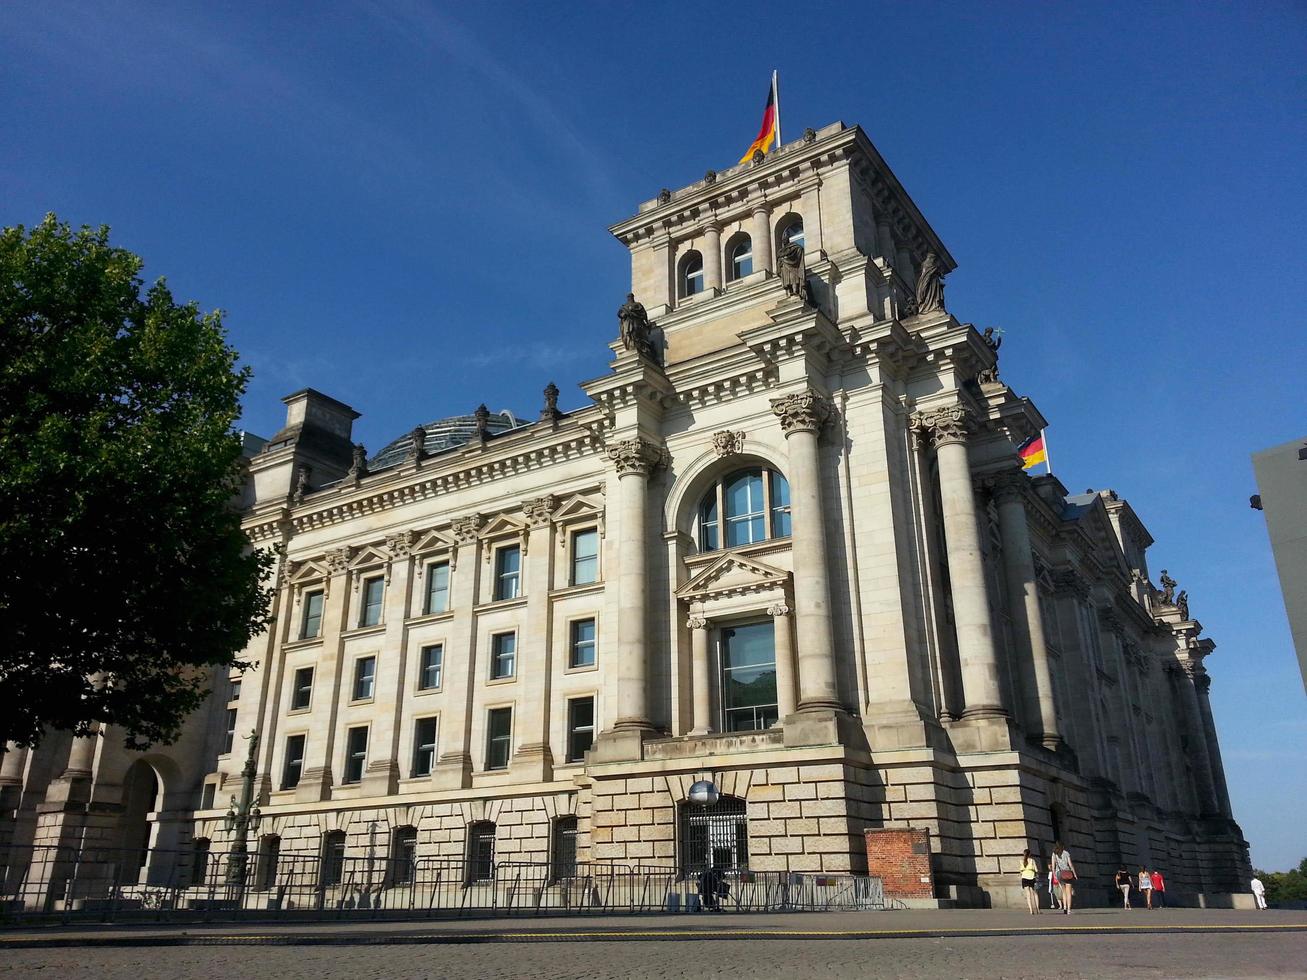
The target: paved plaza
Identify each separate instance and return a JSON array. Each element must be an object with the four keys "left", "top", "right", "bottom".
[{"left": 2, "top": 909, "right": 1304, "bottom": 979}]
